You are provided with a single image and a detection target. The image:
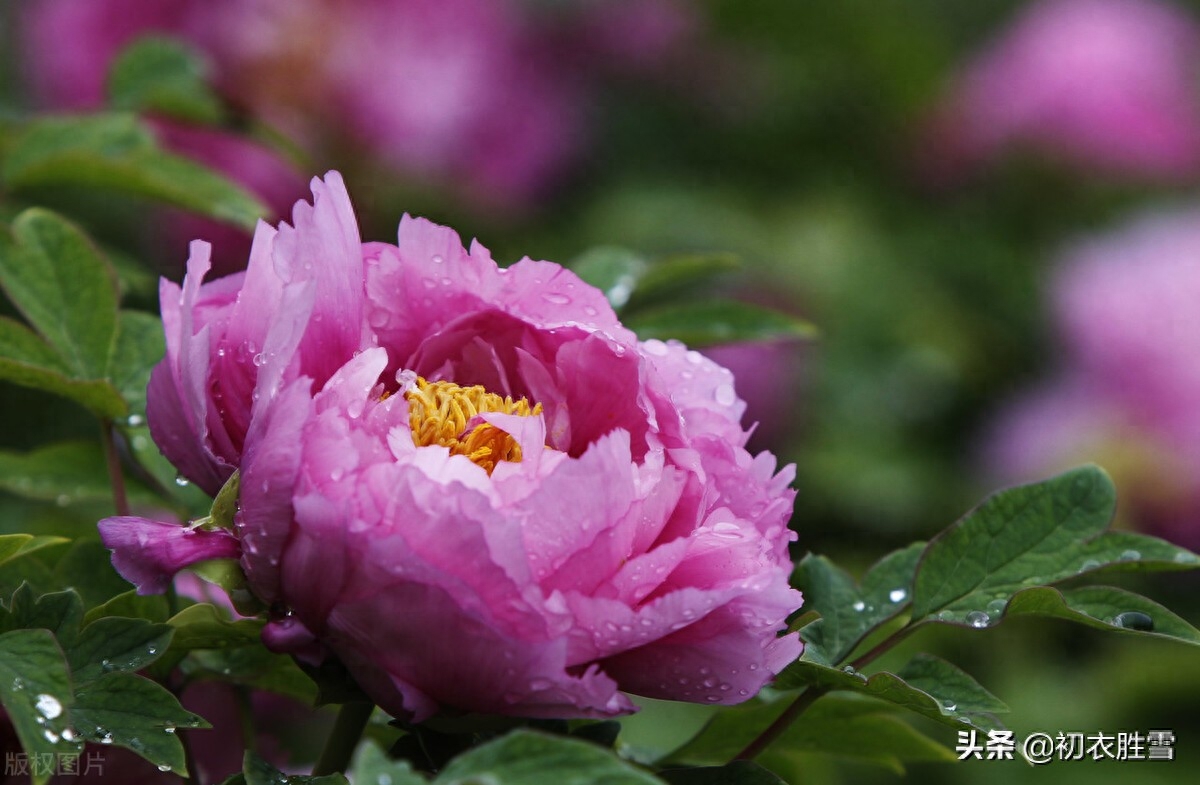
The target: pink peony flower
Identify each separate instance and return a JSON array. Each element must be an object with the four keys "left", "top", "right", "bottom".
[
  {"left": 102, "top": 172, "right": 803, "bottom": 721},
  {"left": 982, "top": 207, "right": 1200, "bottom": 548},
  {"left": 922, "top": 0, "right": 1200, "bottom": 182}
]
